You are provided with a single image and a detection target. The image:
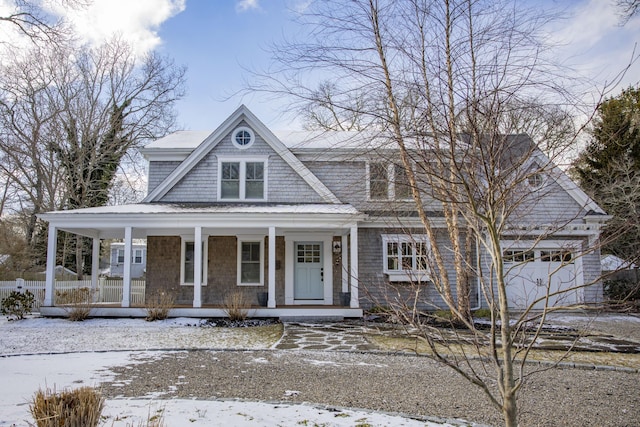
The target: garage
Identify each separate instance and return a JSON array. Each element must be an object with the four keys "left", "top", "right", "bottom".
[{"left": 502, "top": 241, "right": 583, "bottom": 310}]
